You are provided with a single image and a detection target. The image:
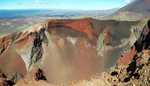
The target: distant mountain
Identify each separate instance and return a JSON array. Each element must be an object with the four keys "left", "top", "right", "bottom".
[
  {"left": 0, "top": 9, "right": 118, "bottom": 19},
  {"left": 120, "top": 0, "right": 150, "bottom": 13},
  {"left": 112, "top": 0, "right": 150, "bottom": 20}
]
